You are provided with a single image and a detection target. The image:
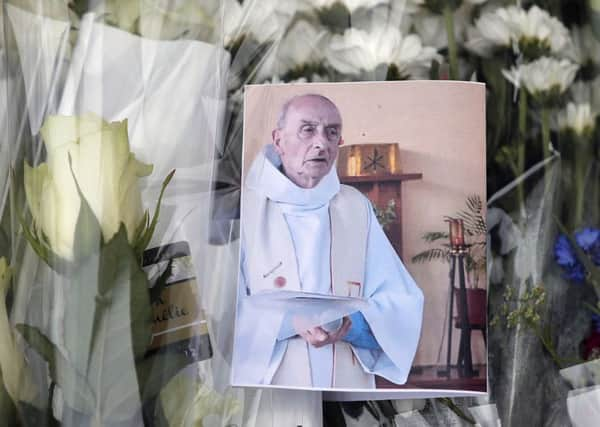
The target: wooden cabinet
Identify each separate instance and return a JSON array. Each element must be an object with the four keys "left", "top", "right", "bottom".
[{"left": 340, "top": 173, "right": 422, "bottom": 260}]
